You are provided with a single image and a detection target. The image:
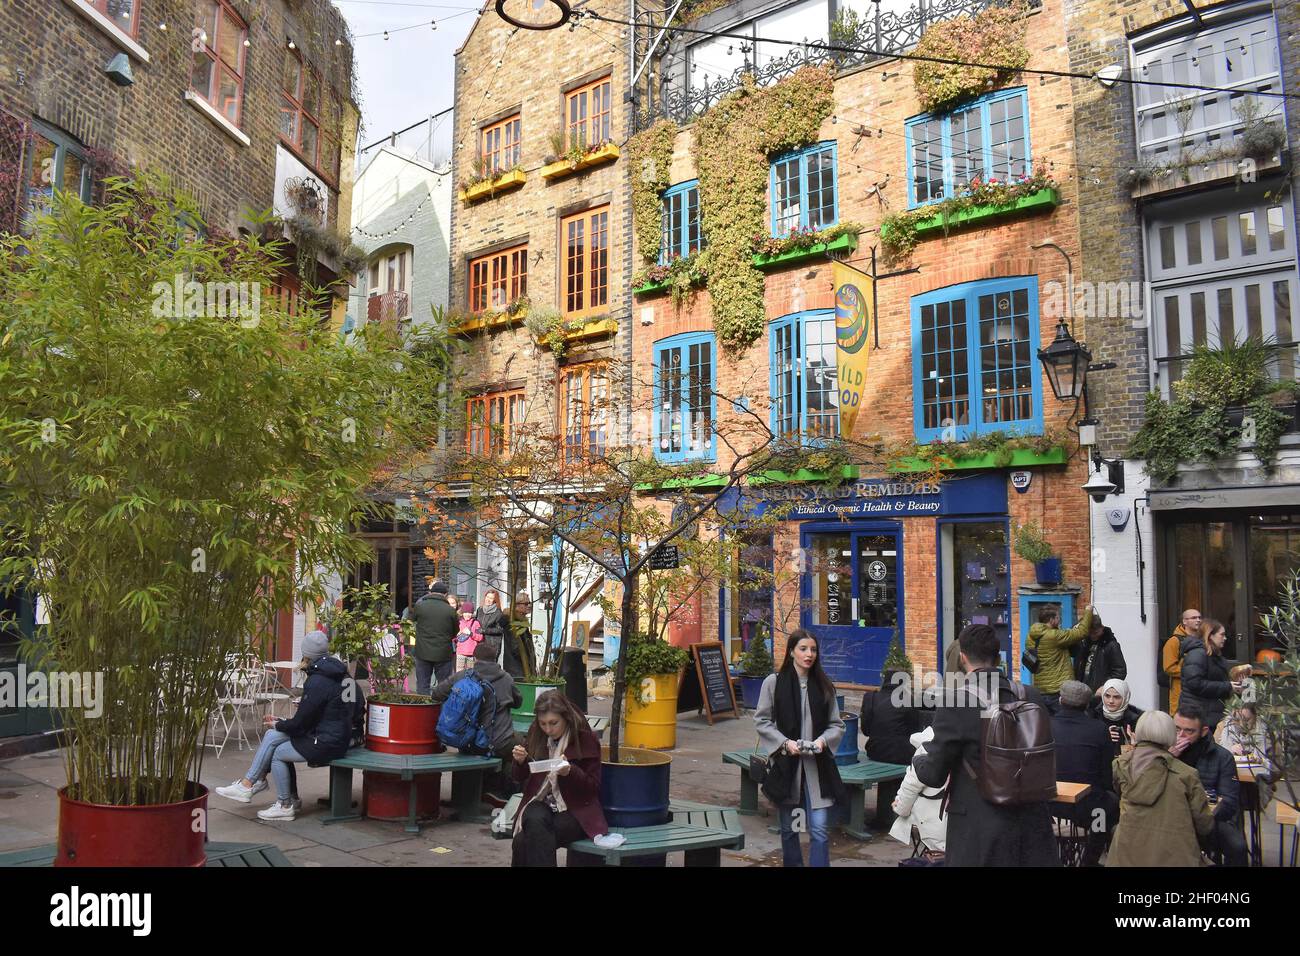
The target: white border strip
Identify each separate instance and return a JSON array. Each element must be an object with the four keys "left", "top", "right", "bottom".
[{"left": 61, "top": 0, "right": 151, "bottom": 63}]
